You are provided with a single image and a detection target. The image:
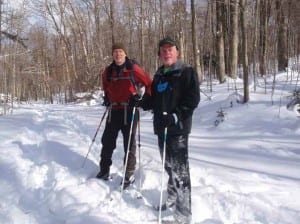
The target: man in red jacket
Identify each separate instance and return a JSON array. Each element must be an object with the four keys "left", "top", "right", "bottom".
[{"left": 97, "top": 43, "right": 151, "bottom": 189}]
